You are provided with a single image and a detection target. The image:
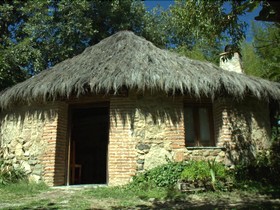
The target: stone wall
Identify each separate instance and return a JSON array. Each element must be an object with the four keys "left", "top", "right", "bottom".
[
  {"left": 132, "top": 92, "right": 185, "bottom": 173},
  {"left": 0, "top": 103, "right": 58, "bottom": 183},
  {"left": 0, "top": 93, "right": 272, "bottom": 186},
  {"left": 97, "top": 92, "right": 272, "bottom": 183},
  {"left": 223, "top": 98, "right": 271, "bottom": 164}
]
